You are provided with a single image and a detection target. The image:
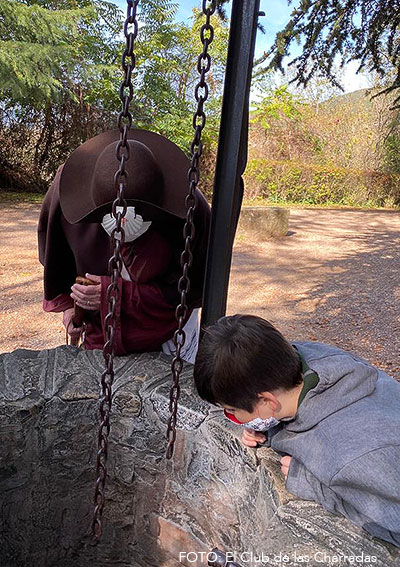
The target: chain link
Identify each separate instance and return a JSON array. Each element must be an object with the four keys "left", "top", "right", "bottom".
[
  {"left": 166, "top": 0, "right": 216, "bottom": 459},
  {"left": 92, "top": 0, "right": 139, "bottom": 541}
]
